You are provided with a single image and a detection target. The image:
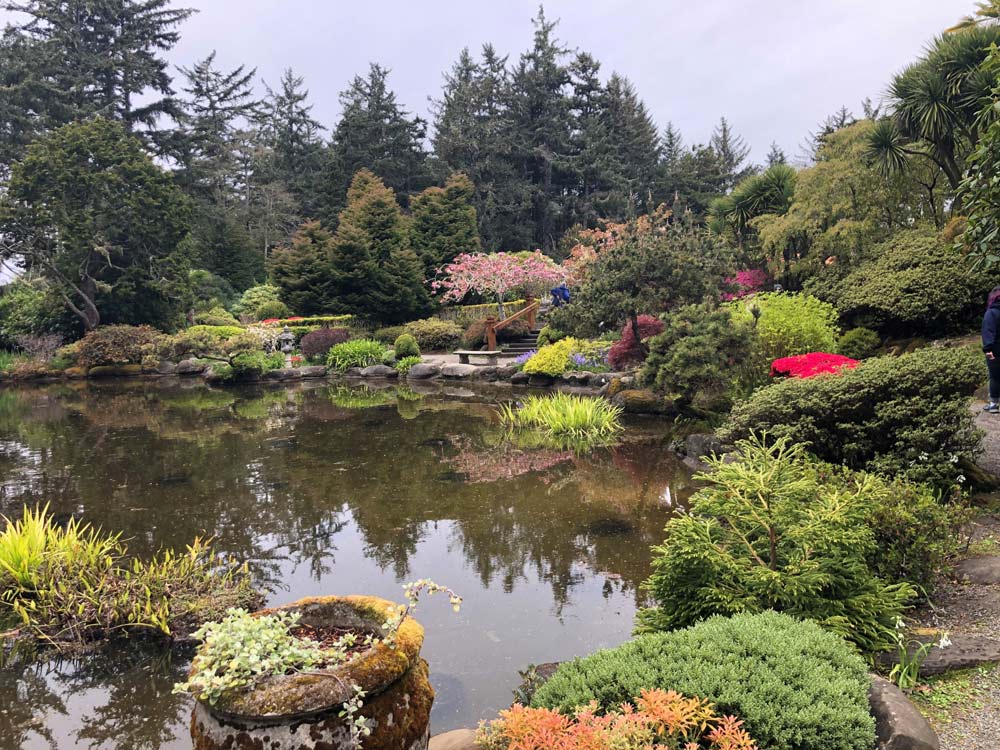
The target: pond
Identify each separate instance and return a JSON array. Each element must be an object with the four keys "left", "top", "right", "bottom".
[{"left": 0, "top": 379, "right": 695, "bottom": 750}]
